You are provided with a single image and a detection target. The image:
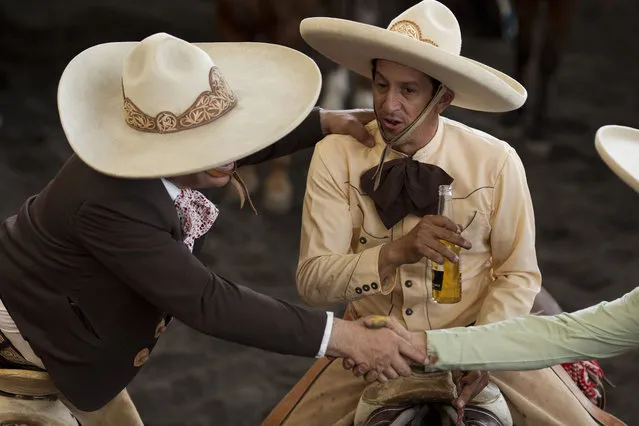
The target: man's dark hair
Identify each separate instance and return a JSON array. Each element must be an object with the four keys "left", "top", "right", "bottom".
[{"left": 371, "top": 59, "right": 441, "bottom": 96}]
